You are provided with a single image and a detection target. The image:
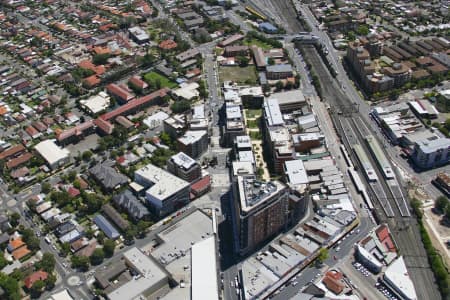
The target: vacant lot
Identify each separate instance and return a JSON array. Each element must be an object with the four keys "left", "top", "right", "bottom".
[
  {"left": 143, "top": 71, "right": 177, "bottom": 89},
  {"left": 243, "top": 39, "right": 273, "bottom": 50},
  {"left": 219, "top": 65, "right": 257, "bottom": 85}
]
